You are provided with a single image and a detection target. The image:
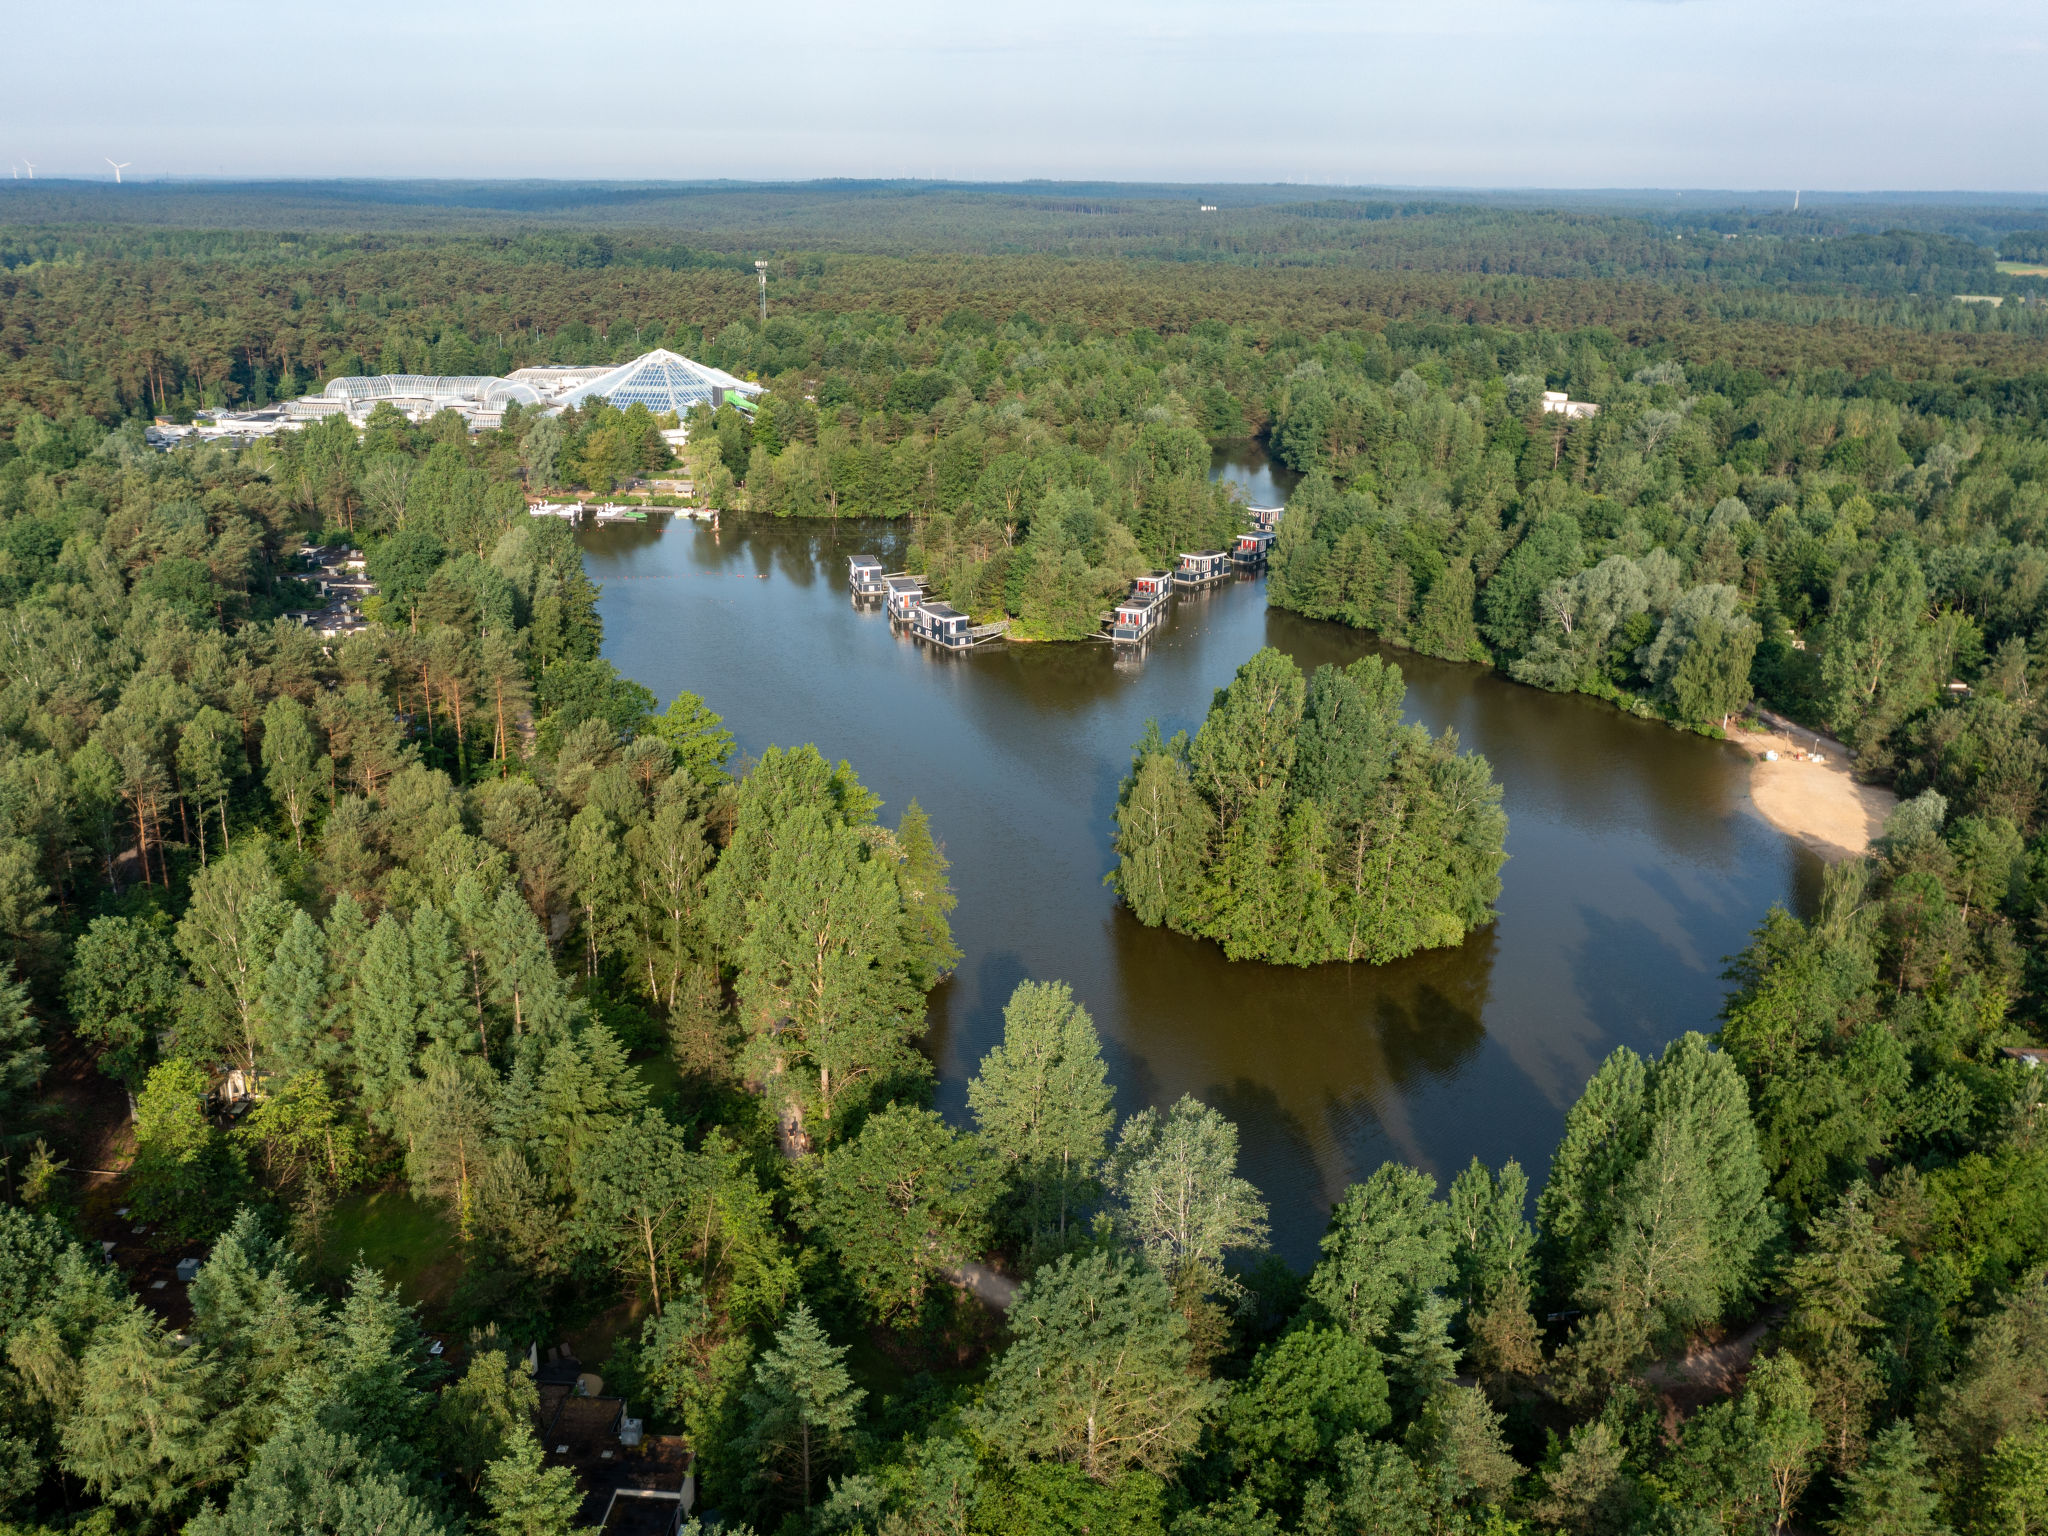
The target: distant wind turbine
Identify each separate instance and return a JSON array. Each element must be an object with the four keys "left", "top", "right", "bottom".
[
  {"left": 1793, "top": 189, "right": 1800, "bottom": 211},
  {"left": 22, "top": 160, "right": 34, "bottom": 180},
  {"left": 106, "top": 158, "right": 130, "bottom": 183}
]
